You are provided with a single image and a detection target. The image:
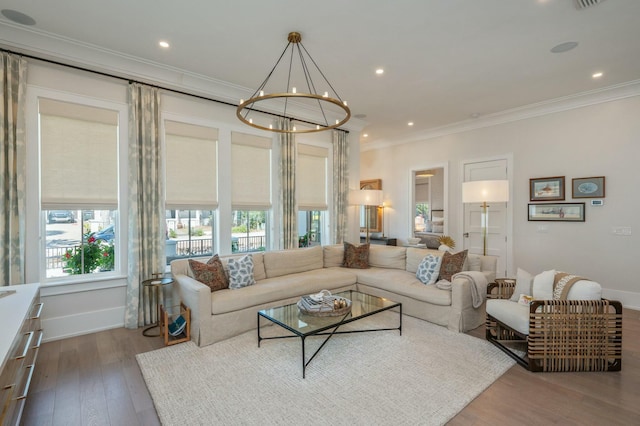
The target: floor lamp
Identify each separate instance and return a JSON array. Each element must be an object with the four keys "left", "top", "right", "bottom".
[
  {"left": 462, "top": 180, "right": 509, "bottom": 256},
  {"left": 350, "top": 189, "right": 384, "bottom": 243}
]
